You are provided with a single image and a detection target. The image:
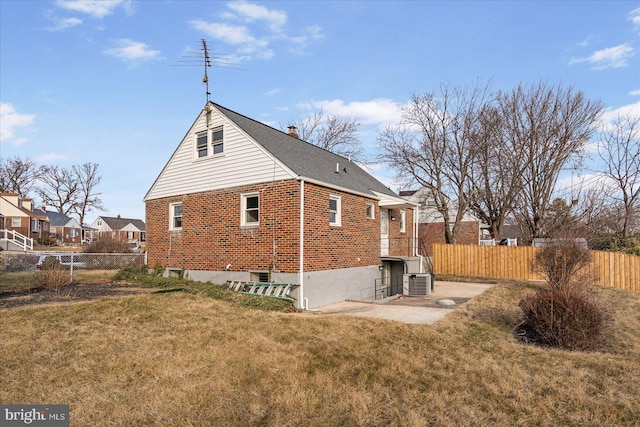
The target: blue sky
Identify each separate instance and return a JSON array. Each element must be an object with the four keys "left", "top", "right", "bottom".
[{"left": 1, "top": 0, "right": 639, "bottom": 223}]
